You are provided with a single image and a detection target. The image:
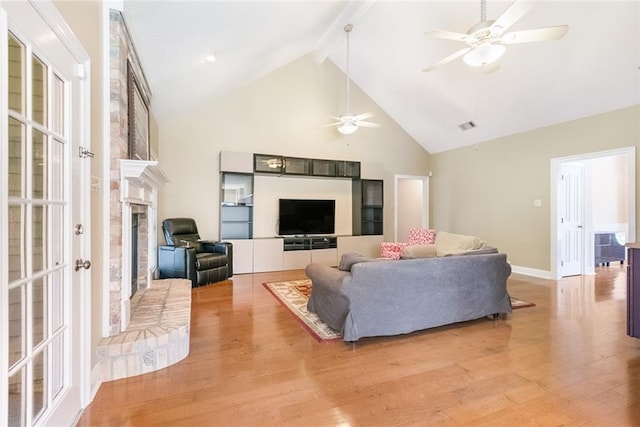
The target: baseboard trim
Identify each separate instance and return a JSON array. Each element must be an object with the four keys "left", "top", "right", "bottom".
[{"left": 510, "top": 265, "right": 554, "bottom": 280}]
